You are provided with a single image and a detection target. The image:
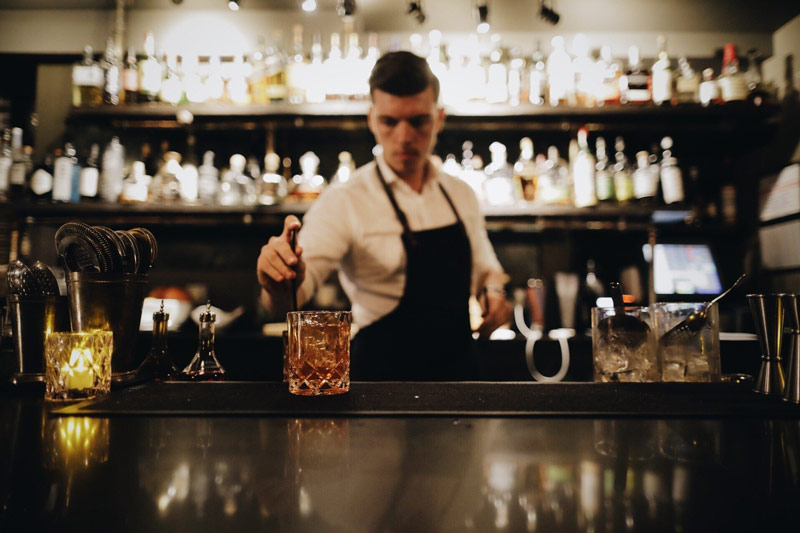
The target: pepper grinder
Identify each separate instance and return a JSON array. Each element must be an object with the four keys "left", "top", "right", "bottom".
[
  {"left": 183, "top": 301, "right": 226, "bottom": 381},
  {"left": 137, "top": 300, "right": 179, "bottom": 381},
  {"left": 782, "top": 294, "right": 800, "bottom": 403}
]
